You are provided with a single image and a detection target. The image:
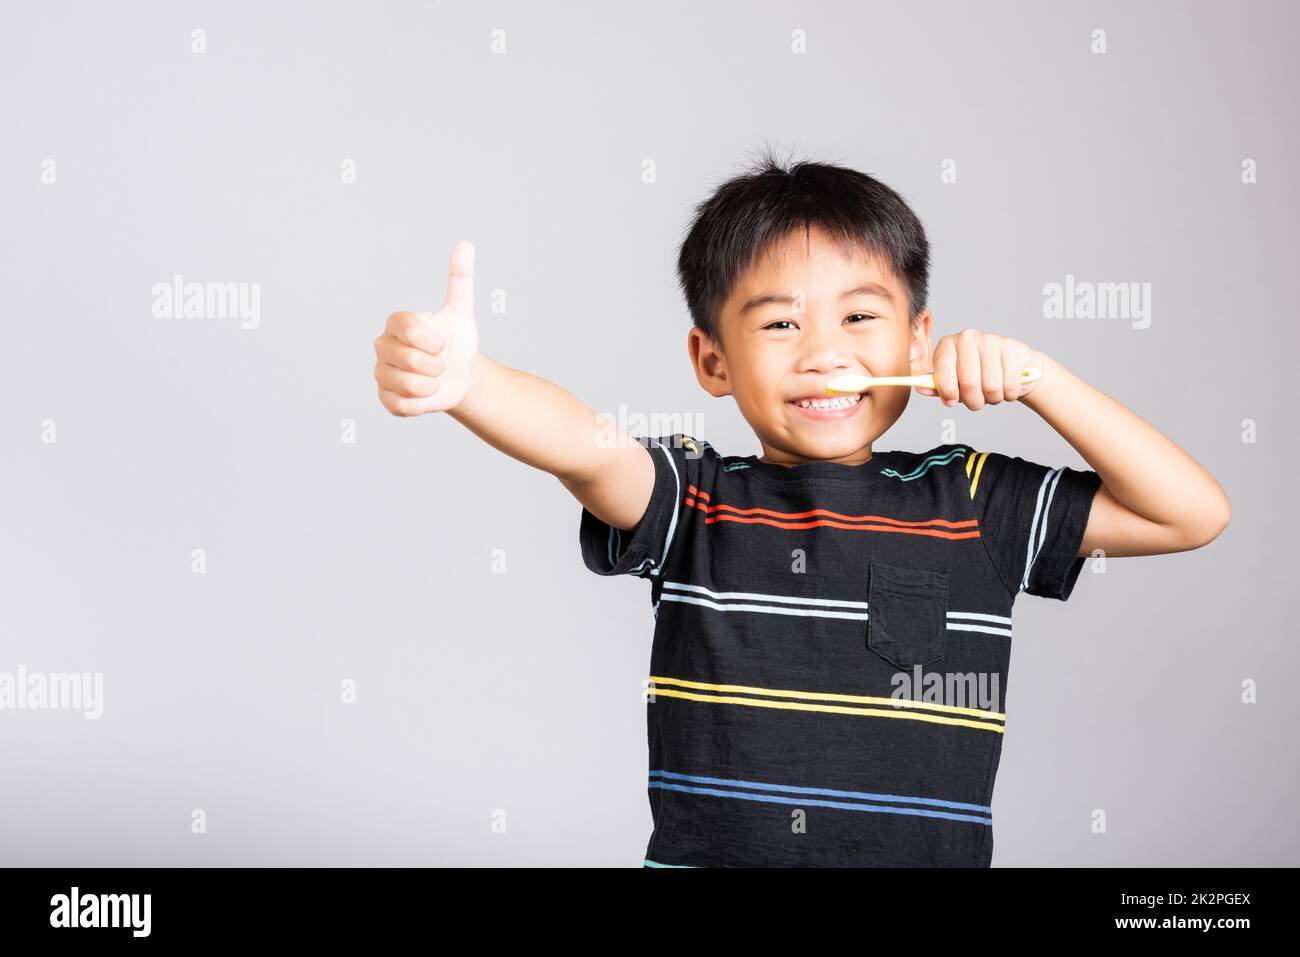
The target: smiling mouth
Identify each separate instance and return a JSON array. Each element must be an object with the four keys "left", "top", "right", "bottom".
[{"left": 789, "top": 392, "right": 867, "bottom": 411}]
